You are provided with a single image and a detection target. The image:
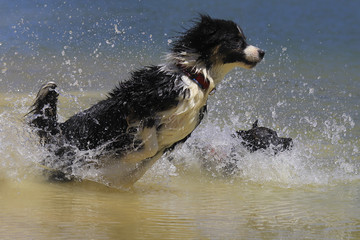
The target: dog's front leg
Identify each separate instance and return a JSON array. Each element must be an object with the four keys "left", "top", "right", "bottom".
[
  {"left": 121, "top": 126, "right": 159, "bottom": 163},
  {"left": 97, "top": 126, "right": 161, "bottom": 187},
  {"left": 117, "top": 150, "right": 165, "bottom": 188},
  {"left": 98, "top": 148, "right": 164, "bottom": 188}
]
